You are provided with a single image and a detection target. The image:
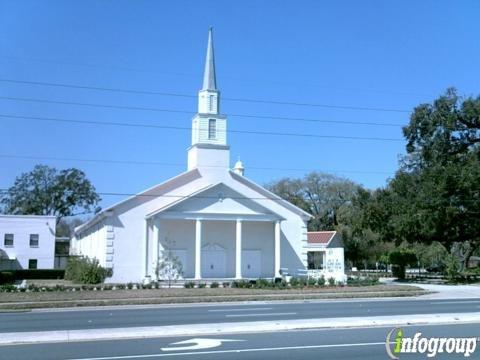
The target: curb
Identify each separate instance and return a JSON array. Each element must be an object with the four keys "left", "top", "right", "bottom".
[{"left": 1, "top": 312, "right": 479, "bottom": 346}]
